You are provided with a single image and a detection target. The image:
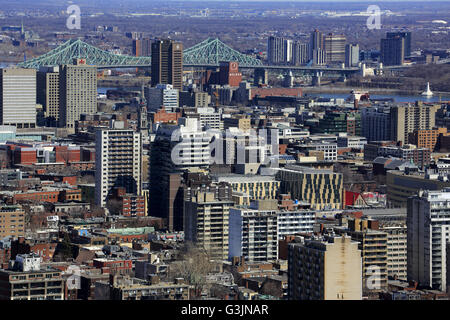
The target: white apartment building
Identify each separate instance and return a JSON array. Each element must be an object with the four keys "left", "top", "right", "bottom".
[
  {"left": 407, "top": 188, "right": 450, "bottom": 290},
  {"left": 95, "top": 129, "right": 142, "bottom": 208},
  {"left": 0, "top": 68, "right": 36, "bottom": 128}
]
